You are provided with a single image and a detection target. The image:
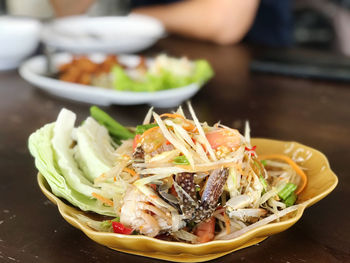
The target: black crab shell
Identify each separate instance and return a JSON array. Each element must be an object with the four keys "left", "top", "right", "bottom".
[{"left": 175, "top": 168, "right": 229, "bottom": 223}]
